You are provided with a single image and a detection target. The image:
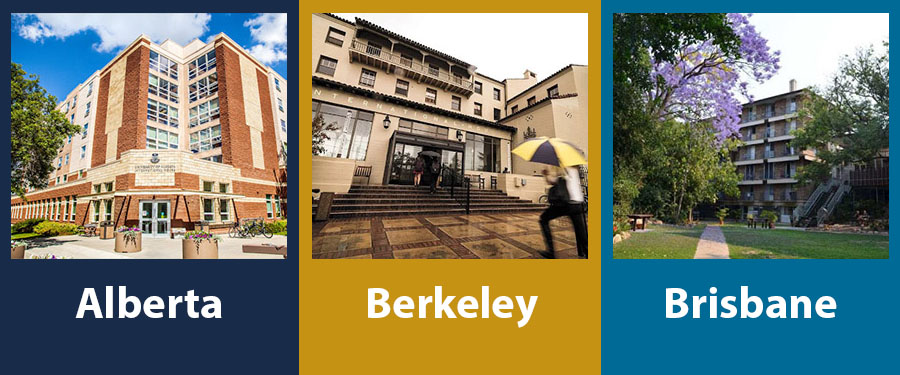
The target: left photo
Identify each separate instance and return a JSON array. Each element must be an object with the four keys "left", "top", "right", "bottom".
[{"left": 10, "top": 13, "right": 289, "bottom": 259}]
